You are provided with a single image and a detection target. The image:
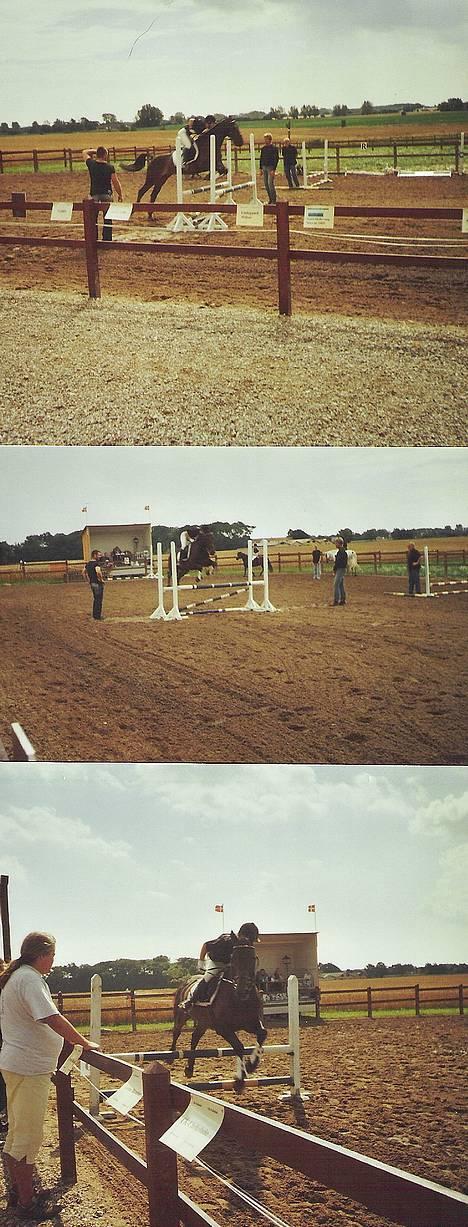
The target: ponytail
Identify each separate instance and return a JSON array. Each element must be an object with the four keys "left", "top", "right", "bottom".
[{"left": 0, "top": 931, "right": 55, "bottom": 991}]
